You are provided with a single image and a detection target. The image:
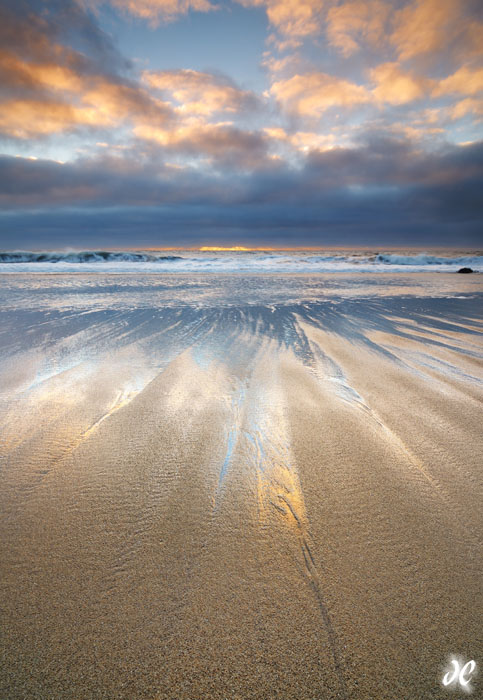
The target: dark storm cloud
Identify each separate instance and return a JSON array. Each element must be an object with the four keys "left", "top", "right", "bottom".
[
  {"left": 3, "top": 137, "right": 482, "bottom": 206},
  {"left": 301, "top": 136, "right": 483, "bottom": 191},
  {"left": 0, "top": 153, "right": 220, "bottom": 207},
  {"left": 1, "top": 198, "right": 481, "bottom": 248},
  {"left": 1, "top": 138, "right": 482, "bottom": 246}
]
